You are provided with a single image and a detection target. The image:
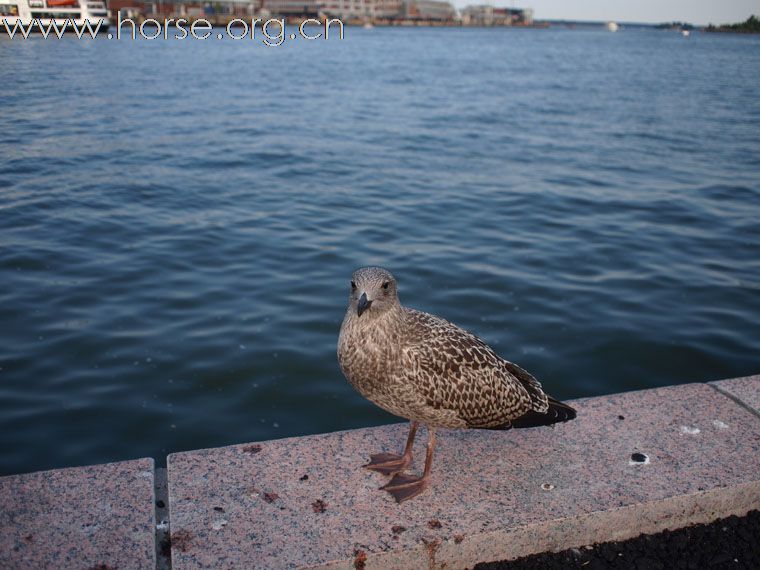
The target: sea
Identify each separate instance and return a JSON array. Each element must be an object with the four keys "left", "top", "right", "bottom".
[{"left": 1, "top": 25, "right": 759, "bottom": 475}]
